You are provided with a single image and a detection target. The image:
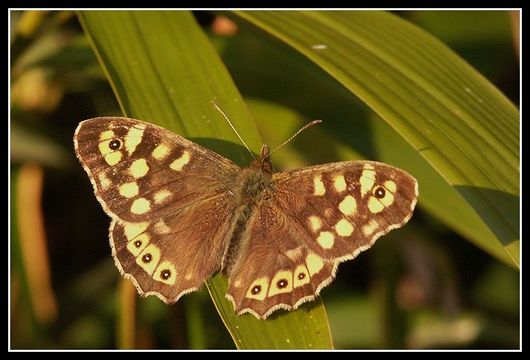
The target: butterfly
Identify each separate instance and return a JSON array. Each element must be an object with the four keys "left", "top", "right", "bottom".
[{"left": 74, "top": 116, "right": 418, "bottom": 319}]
